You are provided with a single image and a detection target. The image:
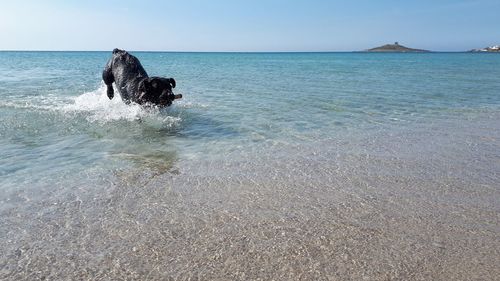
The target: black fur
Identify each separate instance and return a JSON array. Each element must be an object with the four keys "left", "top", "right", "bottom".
[{"left": 102, "top": 49, "right": 180, "bottom": 106}]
